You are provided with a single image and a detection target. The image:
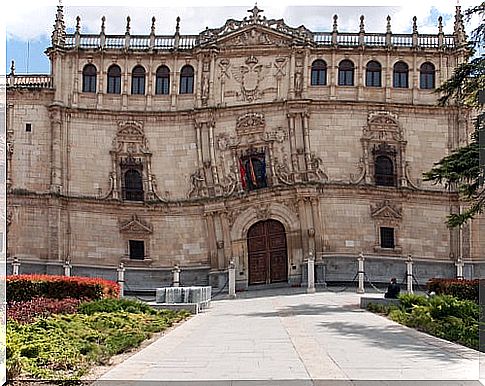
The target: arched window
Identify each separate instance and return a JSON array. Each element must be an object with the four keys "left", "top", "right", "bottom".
[
  {"left": 131, "top": 65, "right": 146, "bottom": 95},
  {"left": 155, "top": 65, "right": 170, "bottom": 95},
  {"left": 420, "top": 62, "right": 435, "bottom": 89},
  {"left": 375, "top": 156, "right": 396, "bottom": 187},
  {"left": 82, "top": 64, "right": 97, "bottom": 93},
  {"left": 311, "top": 59, "right": 327, "bottom": 86},
  {"left": 180, "top": 65, "right": 194, "bottom": 94},
  {"left": 123, "top": 169, "right": 144, "bottom": 201},
  {"left": 107, "top": 64, "right": 122, "bottom": 94},
  {"left": 338, "top": 60, "right": 354, "bottom": 86},
  {"left": 393, "top": 61, "right": 409, "bottom": 88},
  {"left": 366, "top": 61, "right": 382, "bottom": 87}
]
